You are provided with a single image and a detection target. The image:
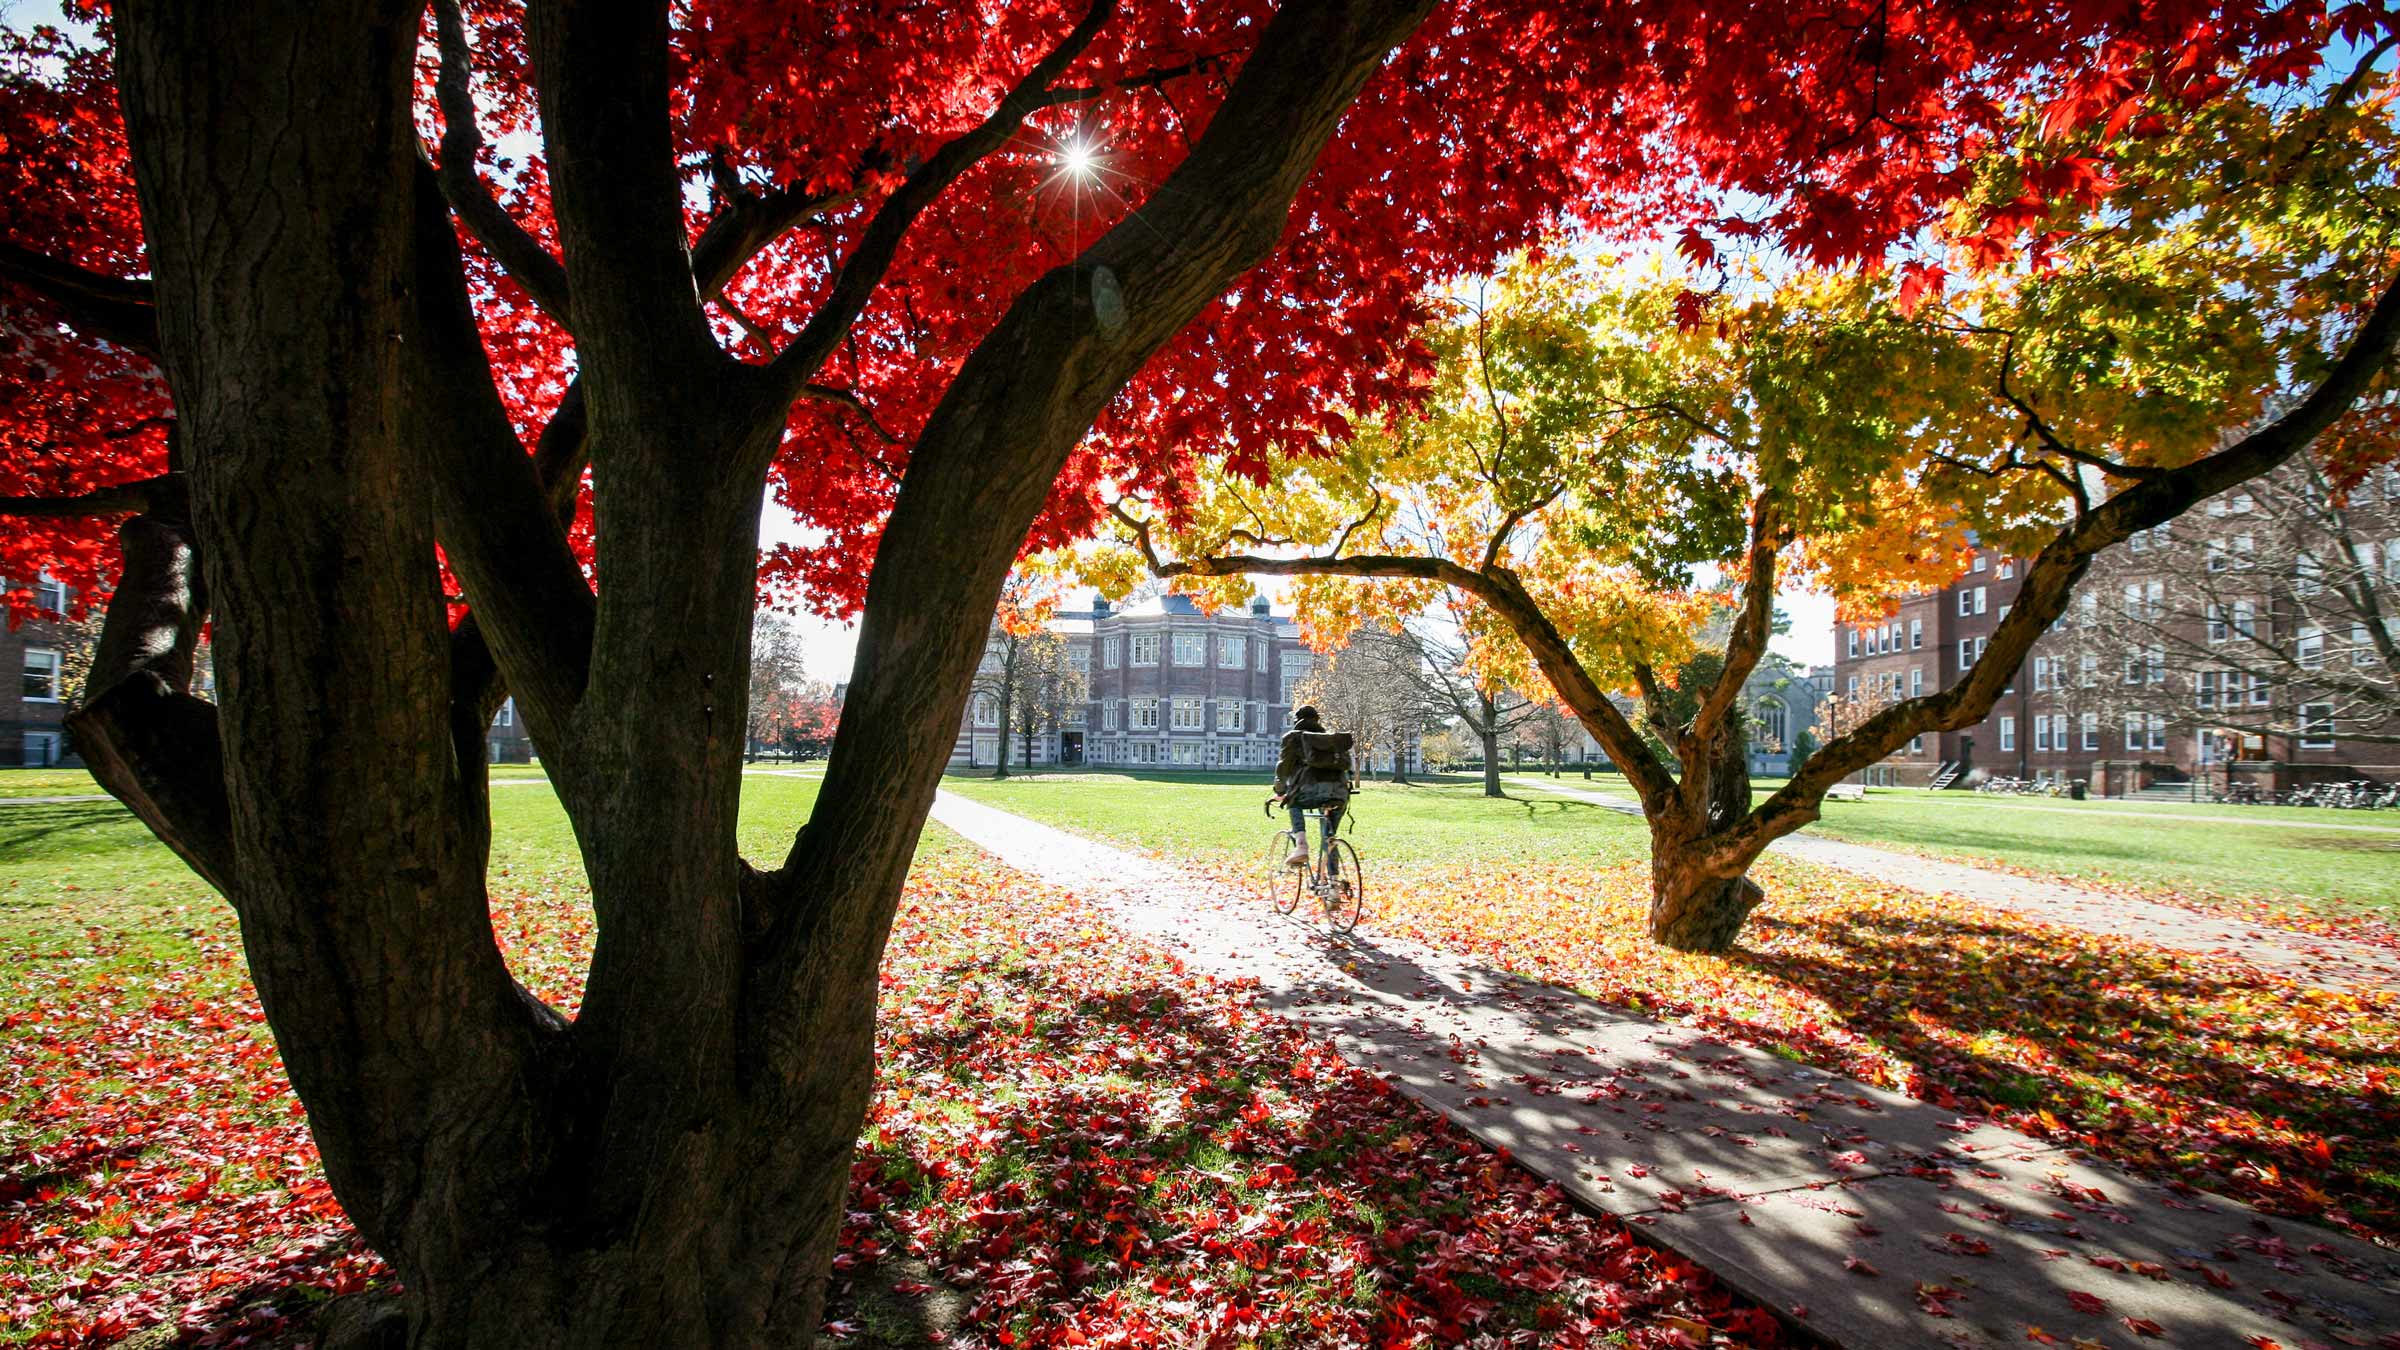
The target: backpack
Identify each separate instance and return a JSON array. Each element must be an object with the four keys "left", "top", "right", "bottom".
[{"left": 1301, "top": 731, "right": 1353, "bottom": 776}]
